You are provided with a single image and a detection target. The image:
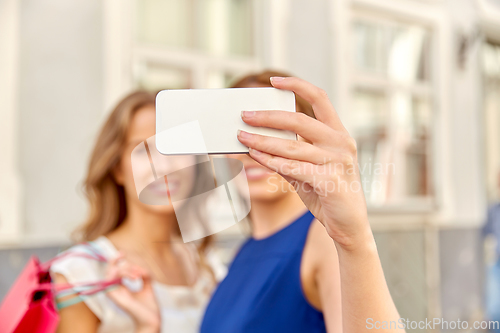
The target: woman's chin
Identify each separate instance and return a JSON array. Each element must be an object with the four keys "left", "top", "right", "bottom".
[
  {"left": 144, "top": 203, "right": 176, "bottom": 215},
  {"left": 249, "top": 185, "right": 287, "bottom": 202}
]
